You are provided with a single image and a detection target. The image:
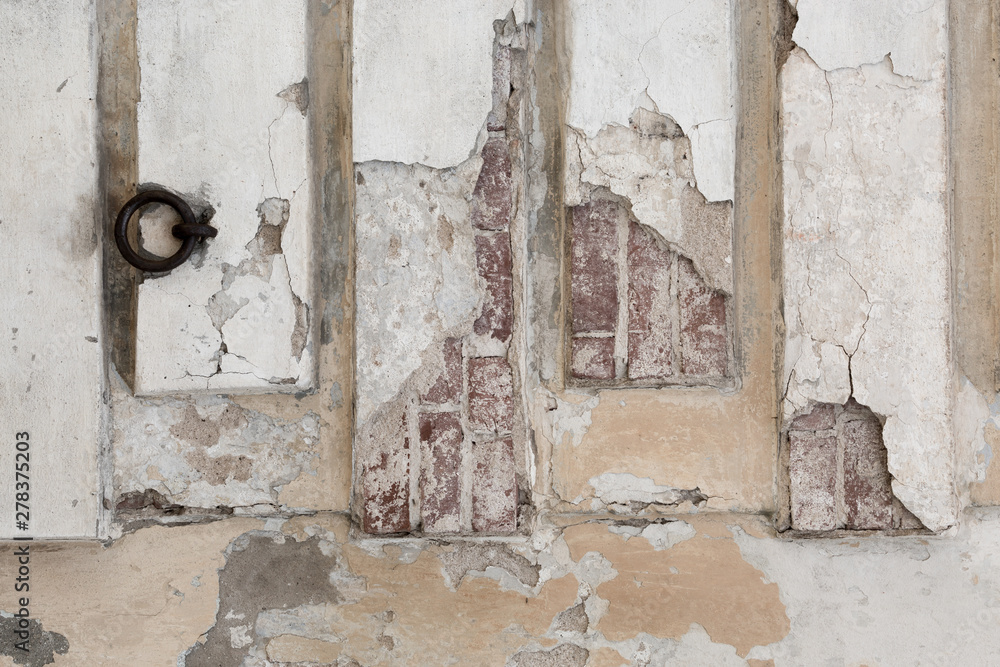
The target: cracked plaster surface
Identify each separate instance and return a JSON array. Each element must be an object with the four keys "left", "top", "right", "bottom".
[
  {"left": 134, "top": 0, "right": 313, "bottom": 395},
  {"left": 354, "top": 159, "right": 486, "bottom": 425},
  {"left": 564, "top": 0, "right": 734, "bottom": 203},
  {"left": 565, "top": 108, "right": 733, "bottom": 294},
  {"left": 352, "top": 0, "right": 527, "bottom": 168},
  {"left": 782, "top": 0, "right": 954, "bottom": 529}
]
